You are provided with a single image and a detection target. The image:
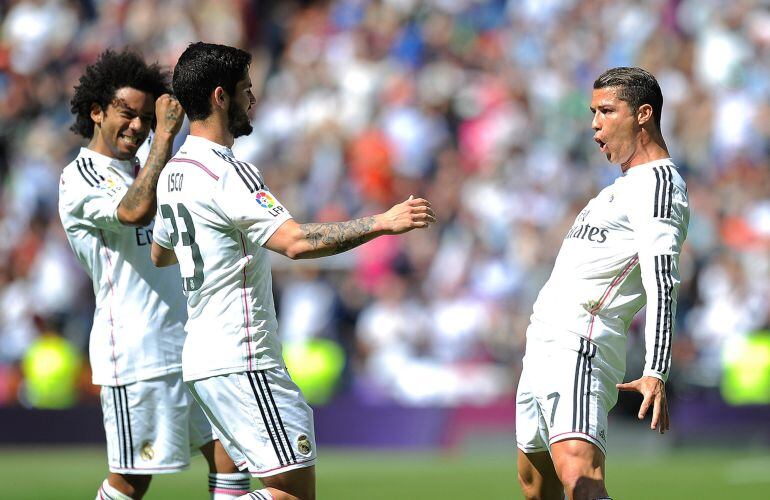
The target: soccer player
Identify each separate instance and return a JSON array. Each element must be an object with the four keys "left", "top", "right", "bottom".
[
  {"left": 515, "top": 67, "right": 689, "bottom": 500},
  {"left": 151, "top": 42, "right": 436, "bottom": 500},
  {"left": 59, "top": 49, "right": 248, "bottom": 500}
]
